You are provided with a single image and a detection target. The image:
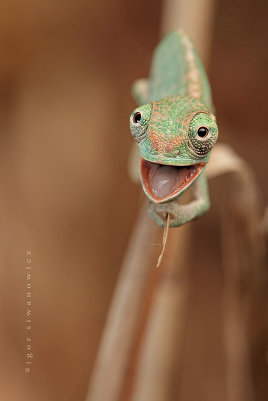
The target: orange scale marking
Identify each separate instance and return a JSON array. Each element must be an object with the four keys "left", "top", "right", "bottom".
[{"left": 149, "top": 131, "right": 165, "bottom": 152}]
